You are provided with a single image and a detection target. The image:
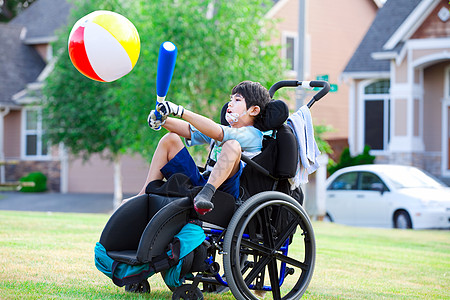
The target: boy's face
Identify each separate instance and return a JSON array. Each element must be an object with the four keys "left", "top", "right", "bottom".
[{"left": 226, "top": 94, "right": 260, "bottom": 128}]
